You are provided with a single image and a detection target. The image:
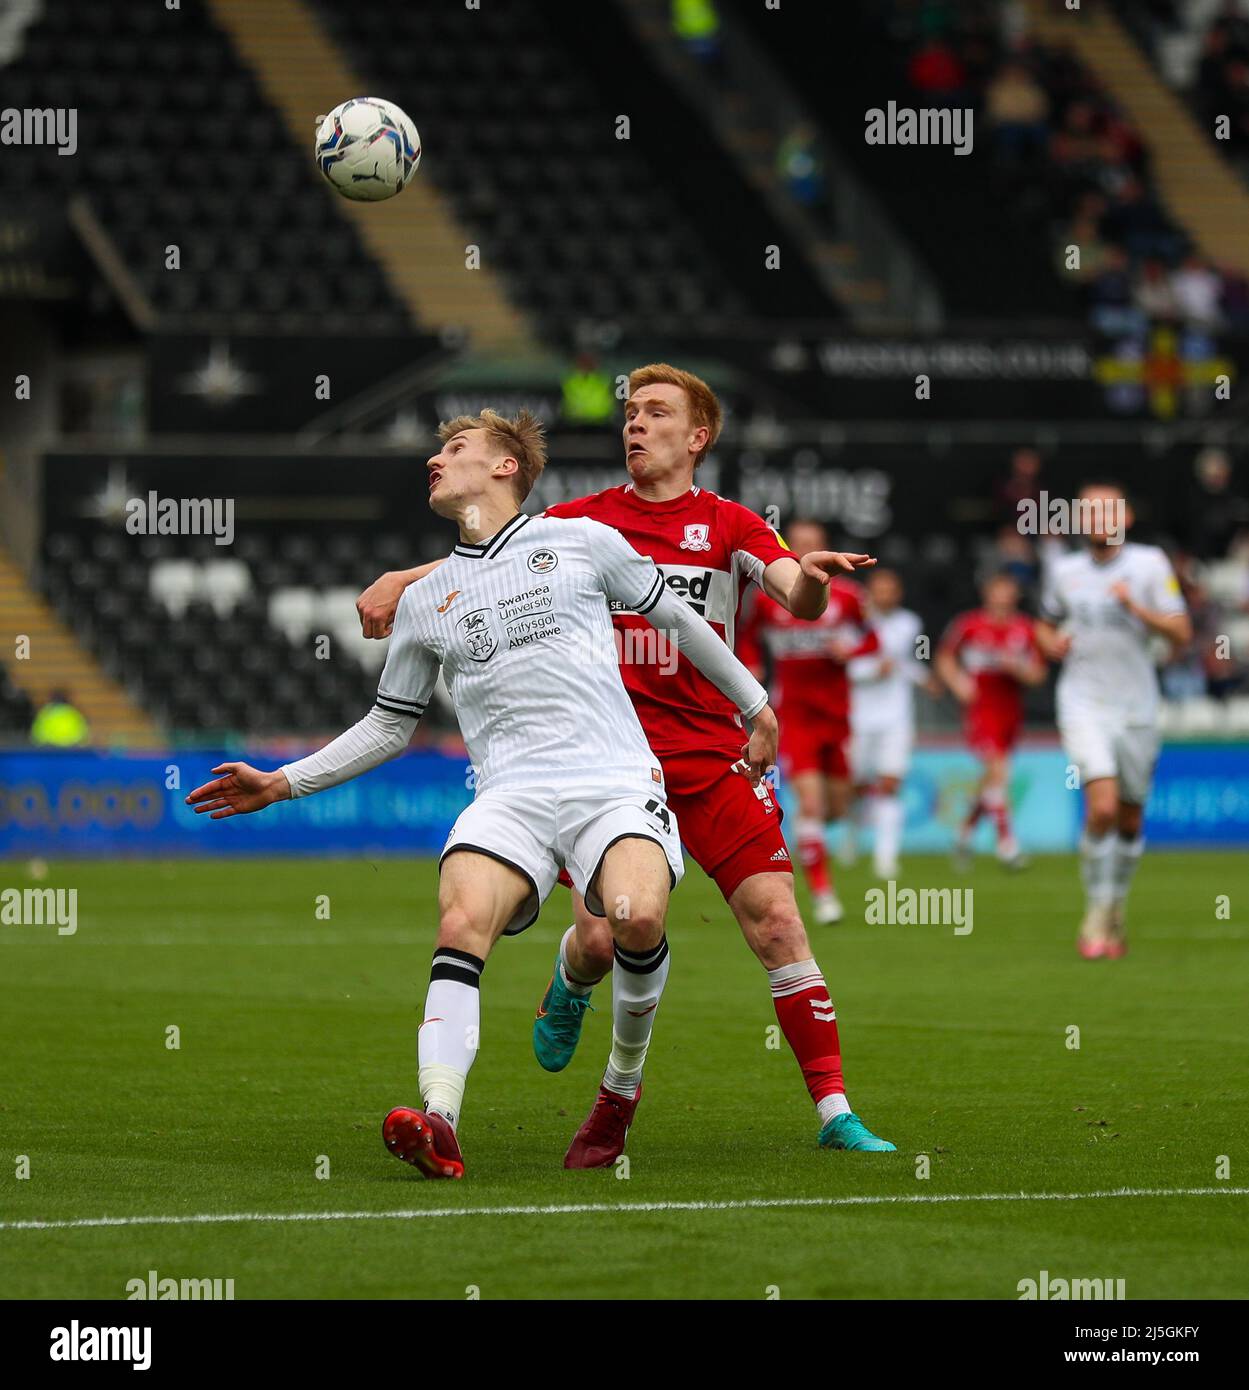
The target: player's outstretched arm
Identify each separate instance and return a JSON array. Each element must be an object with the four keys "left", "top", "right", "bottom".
[
  {"left": 193, "top": 595, "right": 437, "bottom": 817},
  {"left": 279, "top": 704, "right": 420, "bottom": 797},
  {"left": 186, "top": 706, "right": 420, "bottom": 819},
  {"left": 763, "top": 551, "right": 876, "bottom": 620},
  {"left": 357, "top": 559, "right": 446, "bottom": 638}
]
